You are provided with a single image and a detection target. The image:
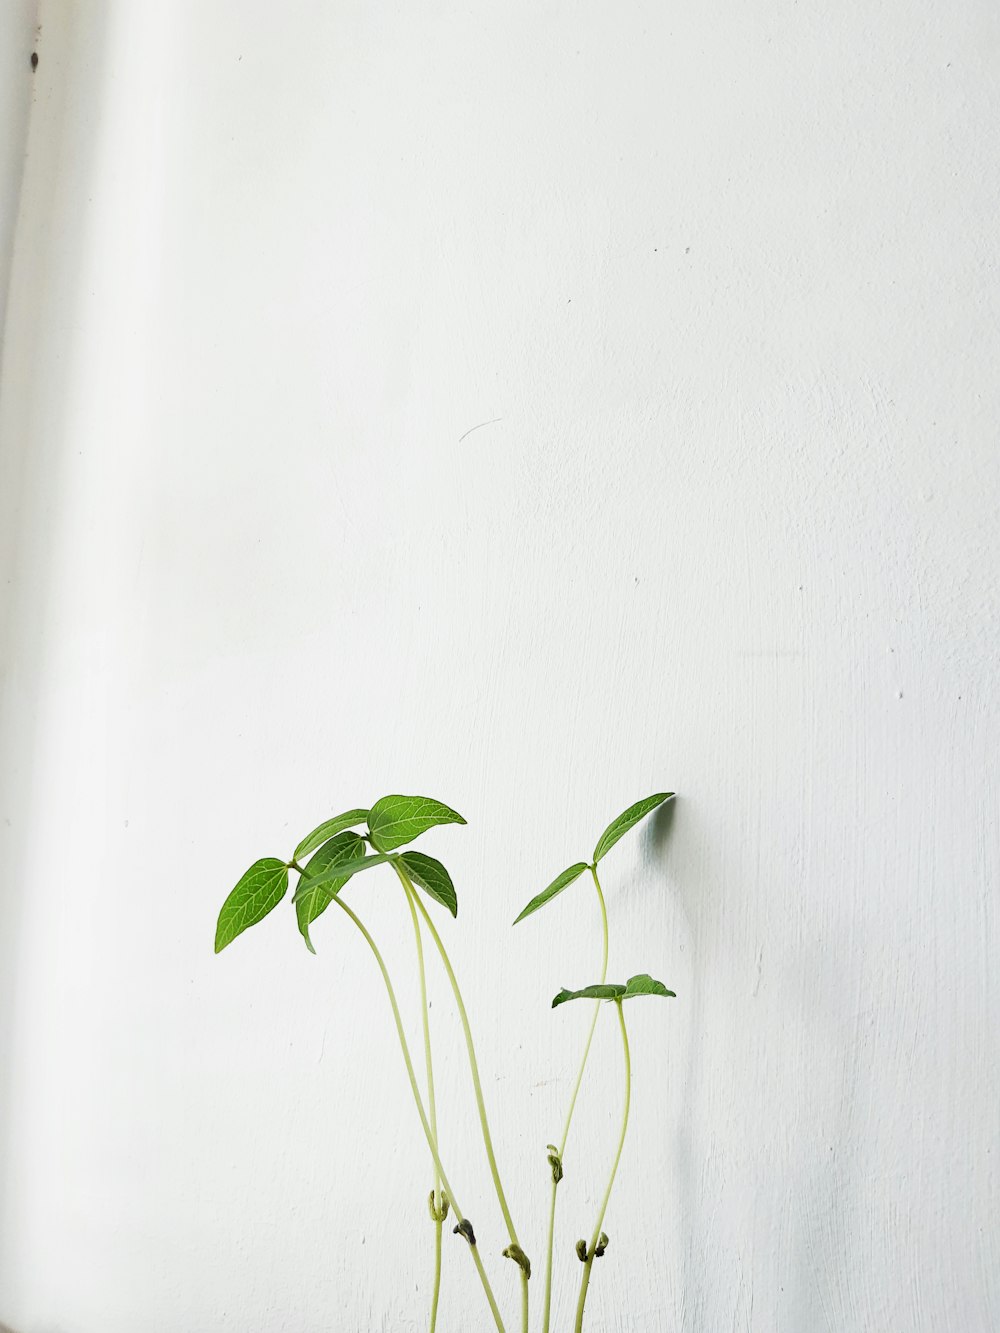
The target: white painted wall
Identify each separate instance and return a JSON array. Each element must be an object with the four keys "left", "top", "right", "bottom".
[{"left": 1, "top": 2, "right": 998, "bottom": 1330}]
